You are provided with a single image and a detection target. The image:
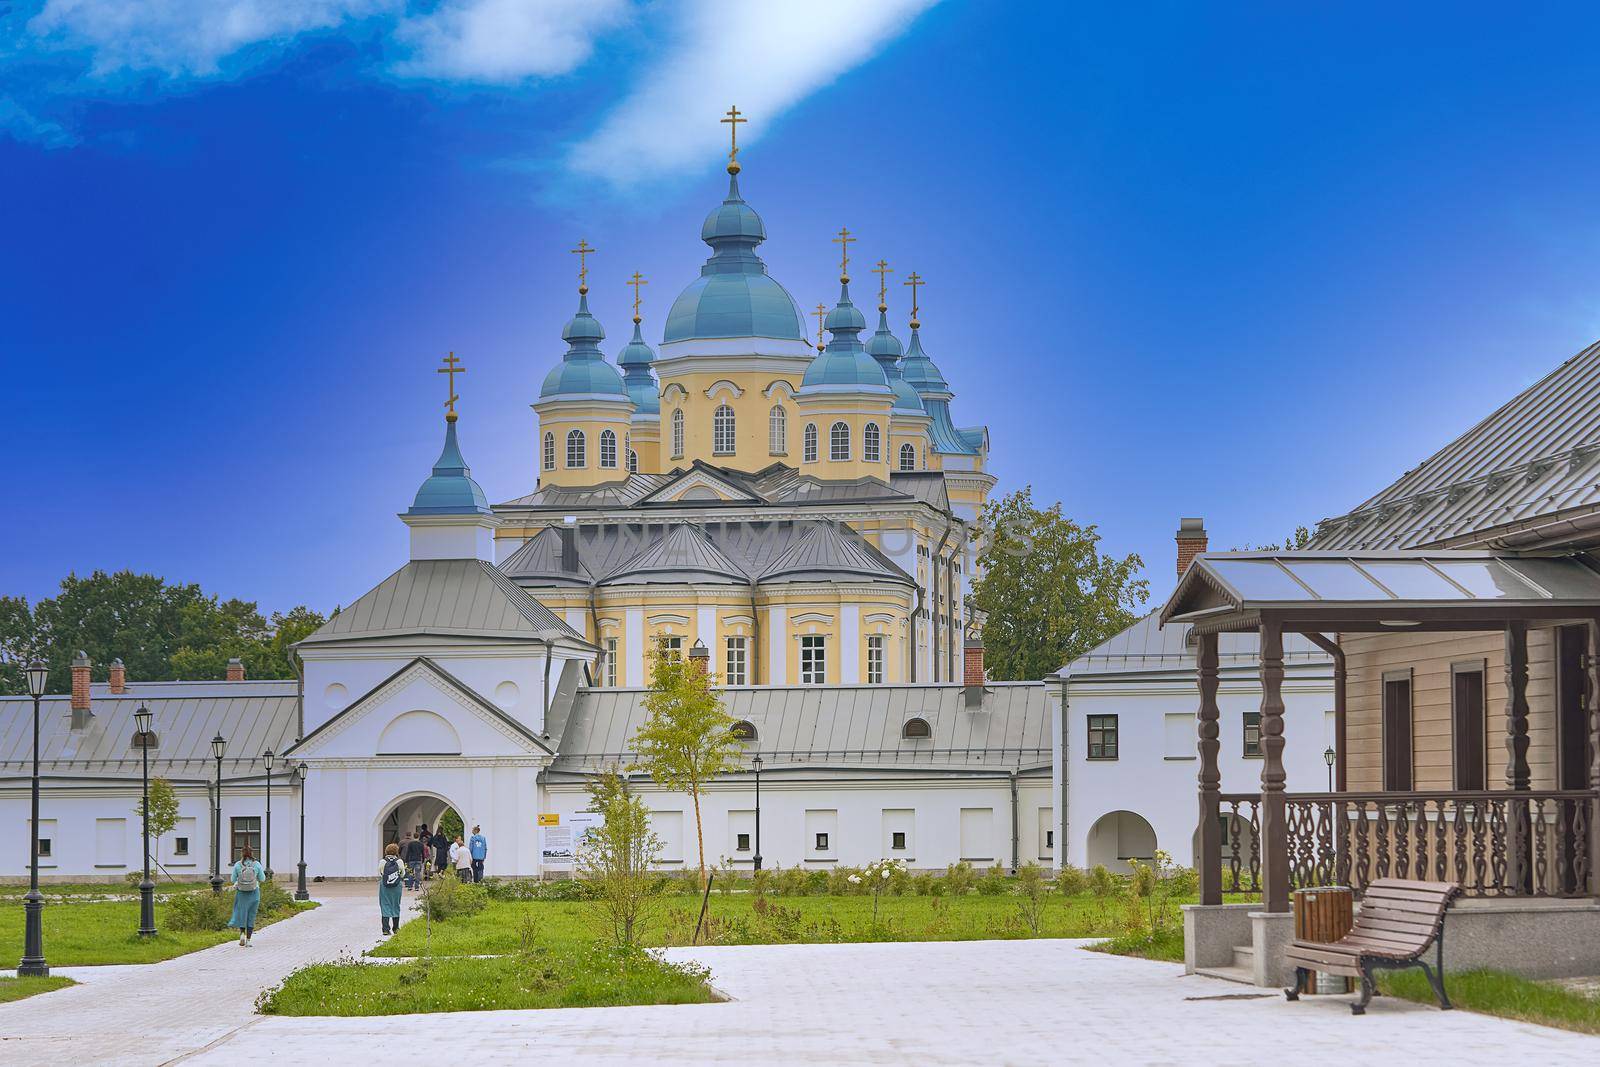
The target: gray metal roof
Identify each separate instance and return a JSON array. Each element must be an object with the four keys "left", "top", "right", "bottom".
[
  {"left": 759, "top": 521, "right": 912, "bottom": 585},
  {"left": 1311, "top": 340, "right": 1600, "bottom": 551},
  {"left": 299, "top": 559, "right": 587, "bottom": 647},
  {"left": 1059, "top": 612, "right": 1329, "bottom": 679},
  {"left": 0, "top": 691, "right": 298, "bottom": 780},
  {"left": 549, "top": 682, "right": 1050, "bottom": 773},
  {"left": 606, "top": 523, "right": 751, "bottom": 585}
]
